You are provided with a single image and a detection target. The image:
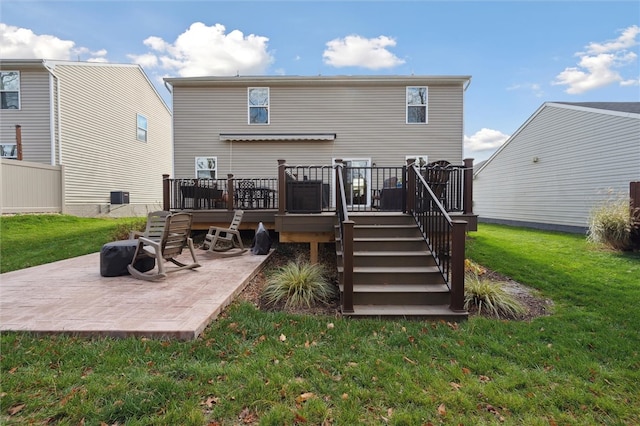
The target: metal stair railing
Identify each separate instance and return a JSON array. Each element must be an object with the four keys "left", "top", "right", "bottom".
[{"left": 408, "top": 162, "right": 466, "bottom": 312}]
